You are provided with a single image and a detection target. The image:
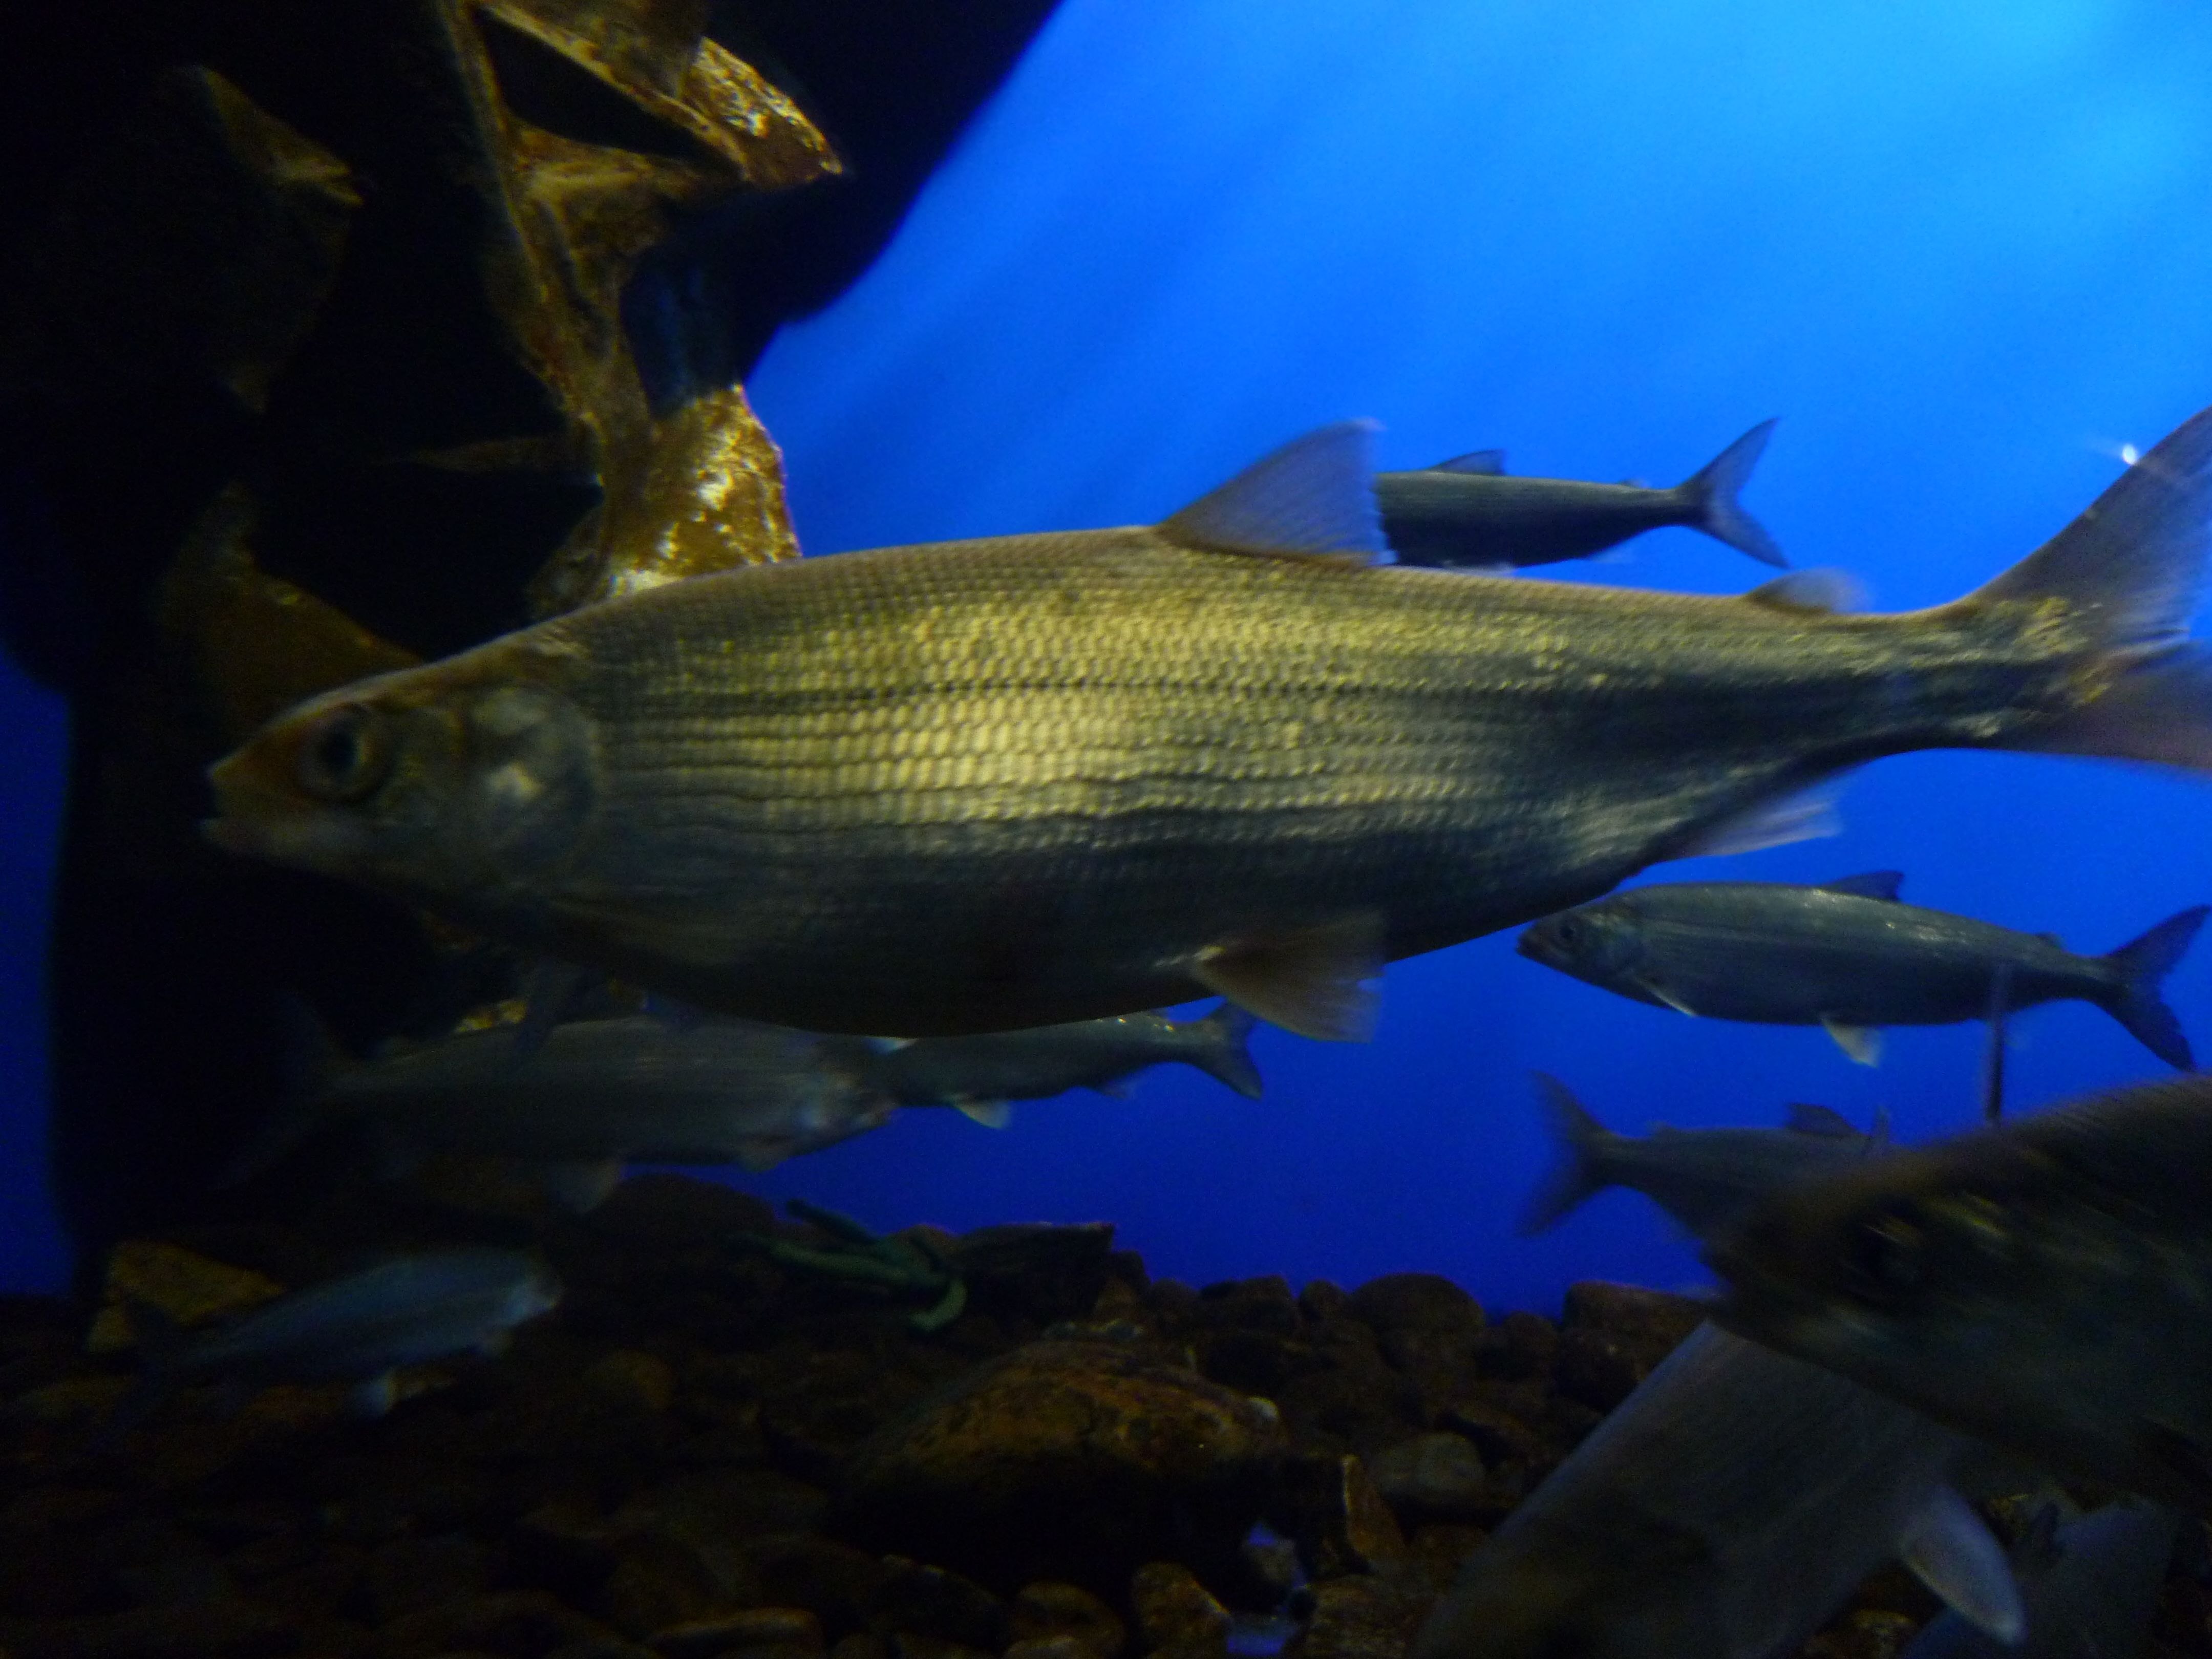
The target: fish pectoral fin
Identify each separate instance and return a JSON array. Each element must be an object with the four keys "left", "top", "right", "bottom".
[
  {"left": 1742, "top": 568, "right": 1865, "bottom": 614},
  {"left": 1633, "top": 976, "right": 1699, "bottom": 1017},
  {"left": 1897, "top": 1485, "right": 2025, "bottom": 1644},
  {"left": 953, "top": 1099, "right": 1014, "bottom": 1129},
  {"left": 1783, "top": 1102, "right": 1860, "bottom": 1138},
  {"left": 1818, "top": 870, "right": 1905, "bottom": 901},
  {"left": 1431, "top": 448, "right": 1506, "bottom": 475},
  {"left": 534, "top": 1159, "right": 627, "bottom": 1213},
  {"left": 1672, "top": 784, "right": 1843, "bottom": 860},
  {"left": 347, "top": 1373, "right": 400, "bottom": 1418},
  {"left": 1194, "top": 915, "right": 1386, "bottom": 1043},
  {"left": 1160, "top": 423, "right": 1389, "bottom": 565},
  {"left": 1821, "top": 1018, "right": 1884, "bottom": 1066}
]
